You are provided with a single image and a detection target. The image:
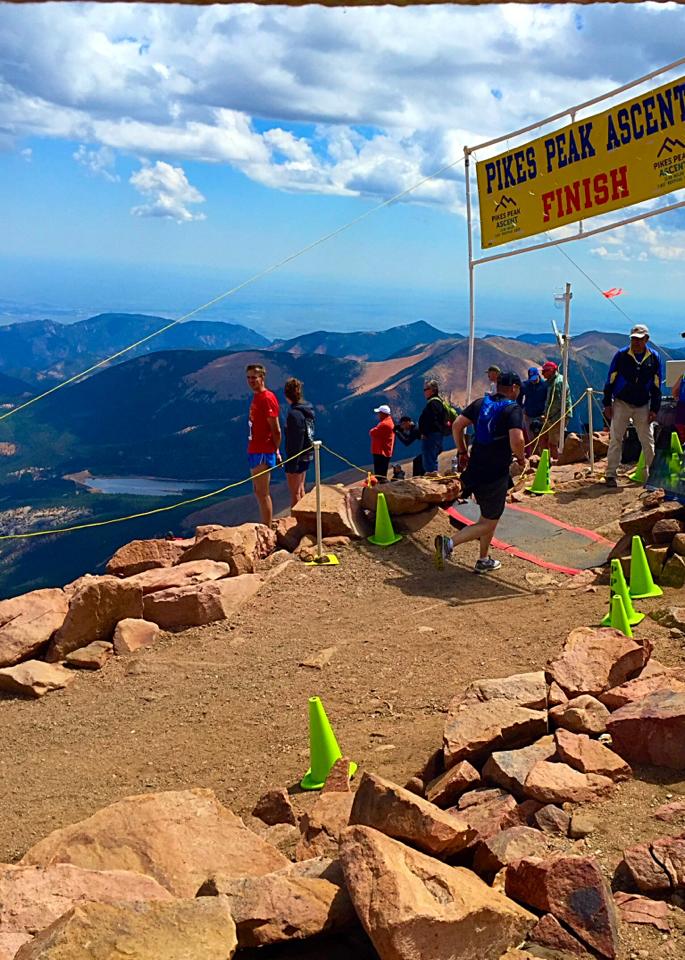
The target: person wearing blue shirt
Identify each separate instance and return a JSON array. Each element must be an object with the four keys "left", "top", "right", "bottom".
[
  {"left": 518, "top": 367, "right": 548, "bottom": 440},
  {"left": 603, "top": 324, "right": 663, "bottom": 488}
]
